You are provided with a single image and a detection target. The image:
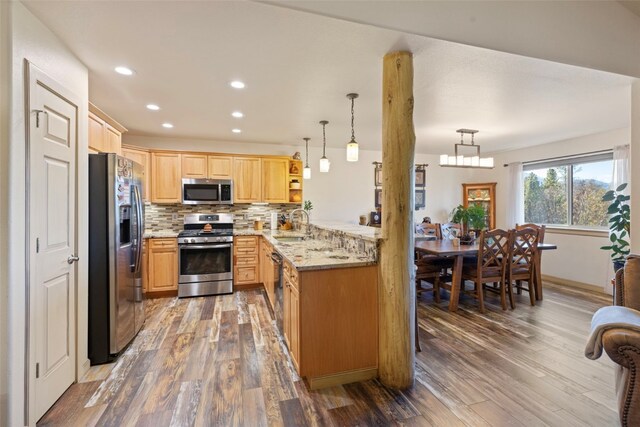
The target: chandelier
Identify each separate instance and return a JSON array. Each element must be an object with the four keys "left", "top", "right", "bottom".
[{"left": 439, "top": 129, "right": 494, "bottom": 169}]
